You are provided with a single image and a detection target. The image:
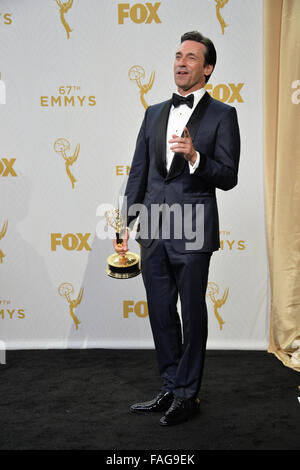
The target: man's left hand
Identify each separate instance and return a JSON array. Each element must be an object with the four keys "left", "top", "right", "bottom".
[{"left": 168, "top": 127, "right": 197, "bottom": 165}]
